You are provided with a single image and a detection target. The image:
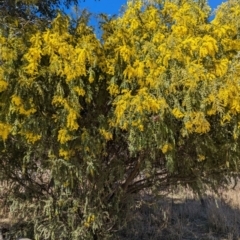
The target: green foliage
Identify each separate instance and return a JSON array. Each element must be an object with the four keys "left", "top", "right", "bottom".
[
  {"left": 0, "top": 0, "right": 79, "bottom": 19},
  {"left": 0, "top": 0, "right": 240, "bottom": 239}
]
